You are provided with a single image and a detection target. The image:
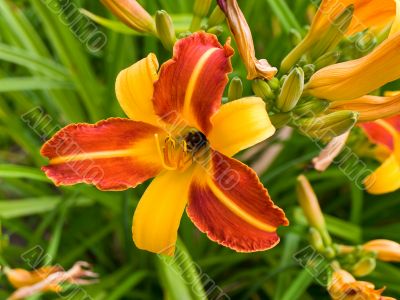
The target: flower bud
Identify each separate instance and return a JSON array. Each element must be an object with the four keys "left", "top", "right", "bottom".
[
  {"left": 297, "top": 175, "right": 331, "bottom": 245},
  {"left": 270, "top": 113, "right": 291, "bottom": 128},
  {"left": 303, "top": 64, "right": 315, "bottom": 81},
  {"left": 268, "top": 77, "right": 280, "bottom": 90},
  {"left": 191, "top": 0, "right": 212, "bottom": 31},
  {"left": 289, "top": 28, "right": 302, "bottom": 46},
  {"left": 309, "top": 227, "right": 325, "bottom": 252},
  {"left": 277, "top": 67, "right": 304, "bottom": 112},
  {"left": 252, "top": 79, "right": 274, "bottom": 100},
  {"left": 362, "top": 239, "right": 400, "bottom": 262},
  {"left": 228, "top": 77, "right": 243, "bottom": 101},
  {"left": 207, "top": 25, "right": 224, "bottom": 35},
  {"left": 156, "top": 10, "right": 176, "bottom": 51},
  {"left": 314, "top": 51, "right": 341, "bottom": 70},
  {"left": 310, "top": 5, "right": 354, "bottom": 59},
  {"left": 294, "top": 99, "right": 329, "bottom": 117},
  {"left": 101, "top": 0, "right": 156, "bottom": 35},
  {"left": 207, "top": 6, "right": 226, "bottom": 28},
  {"left": 352, "top": 257, "right": 376, "bottom": 277},
  {"left": 296, "top": 111, "right": 358, "bottom": 139}
]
